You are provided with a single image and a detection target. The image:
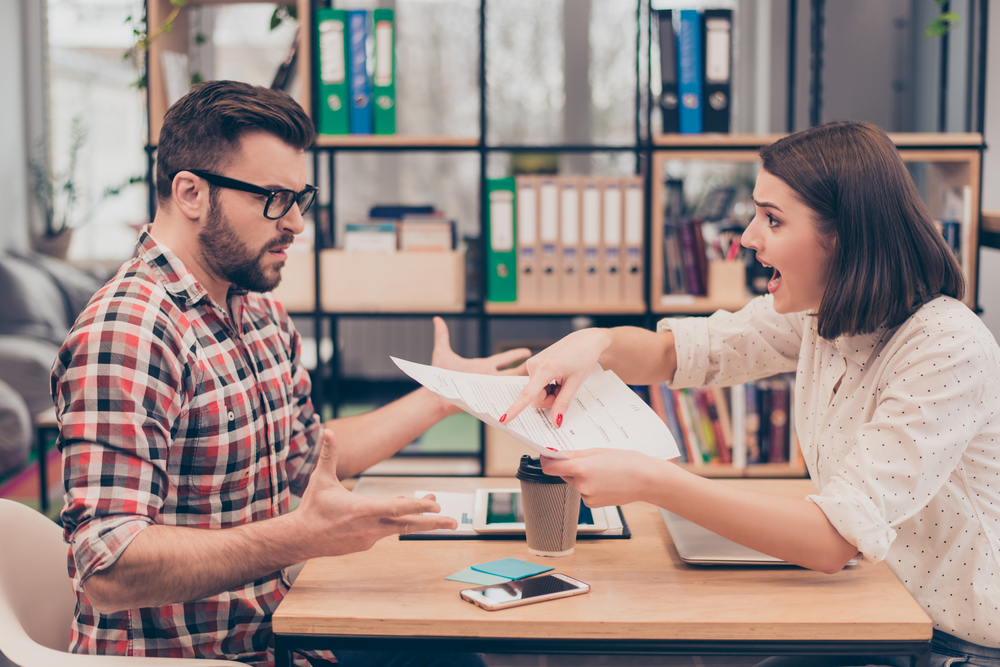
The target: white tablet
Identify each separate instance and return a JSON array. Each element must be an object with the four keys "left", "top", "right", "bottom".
[{"left": 471, "top": 488, "right": 609, "bottom": 533}]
